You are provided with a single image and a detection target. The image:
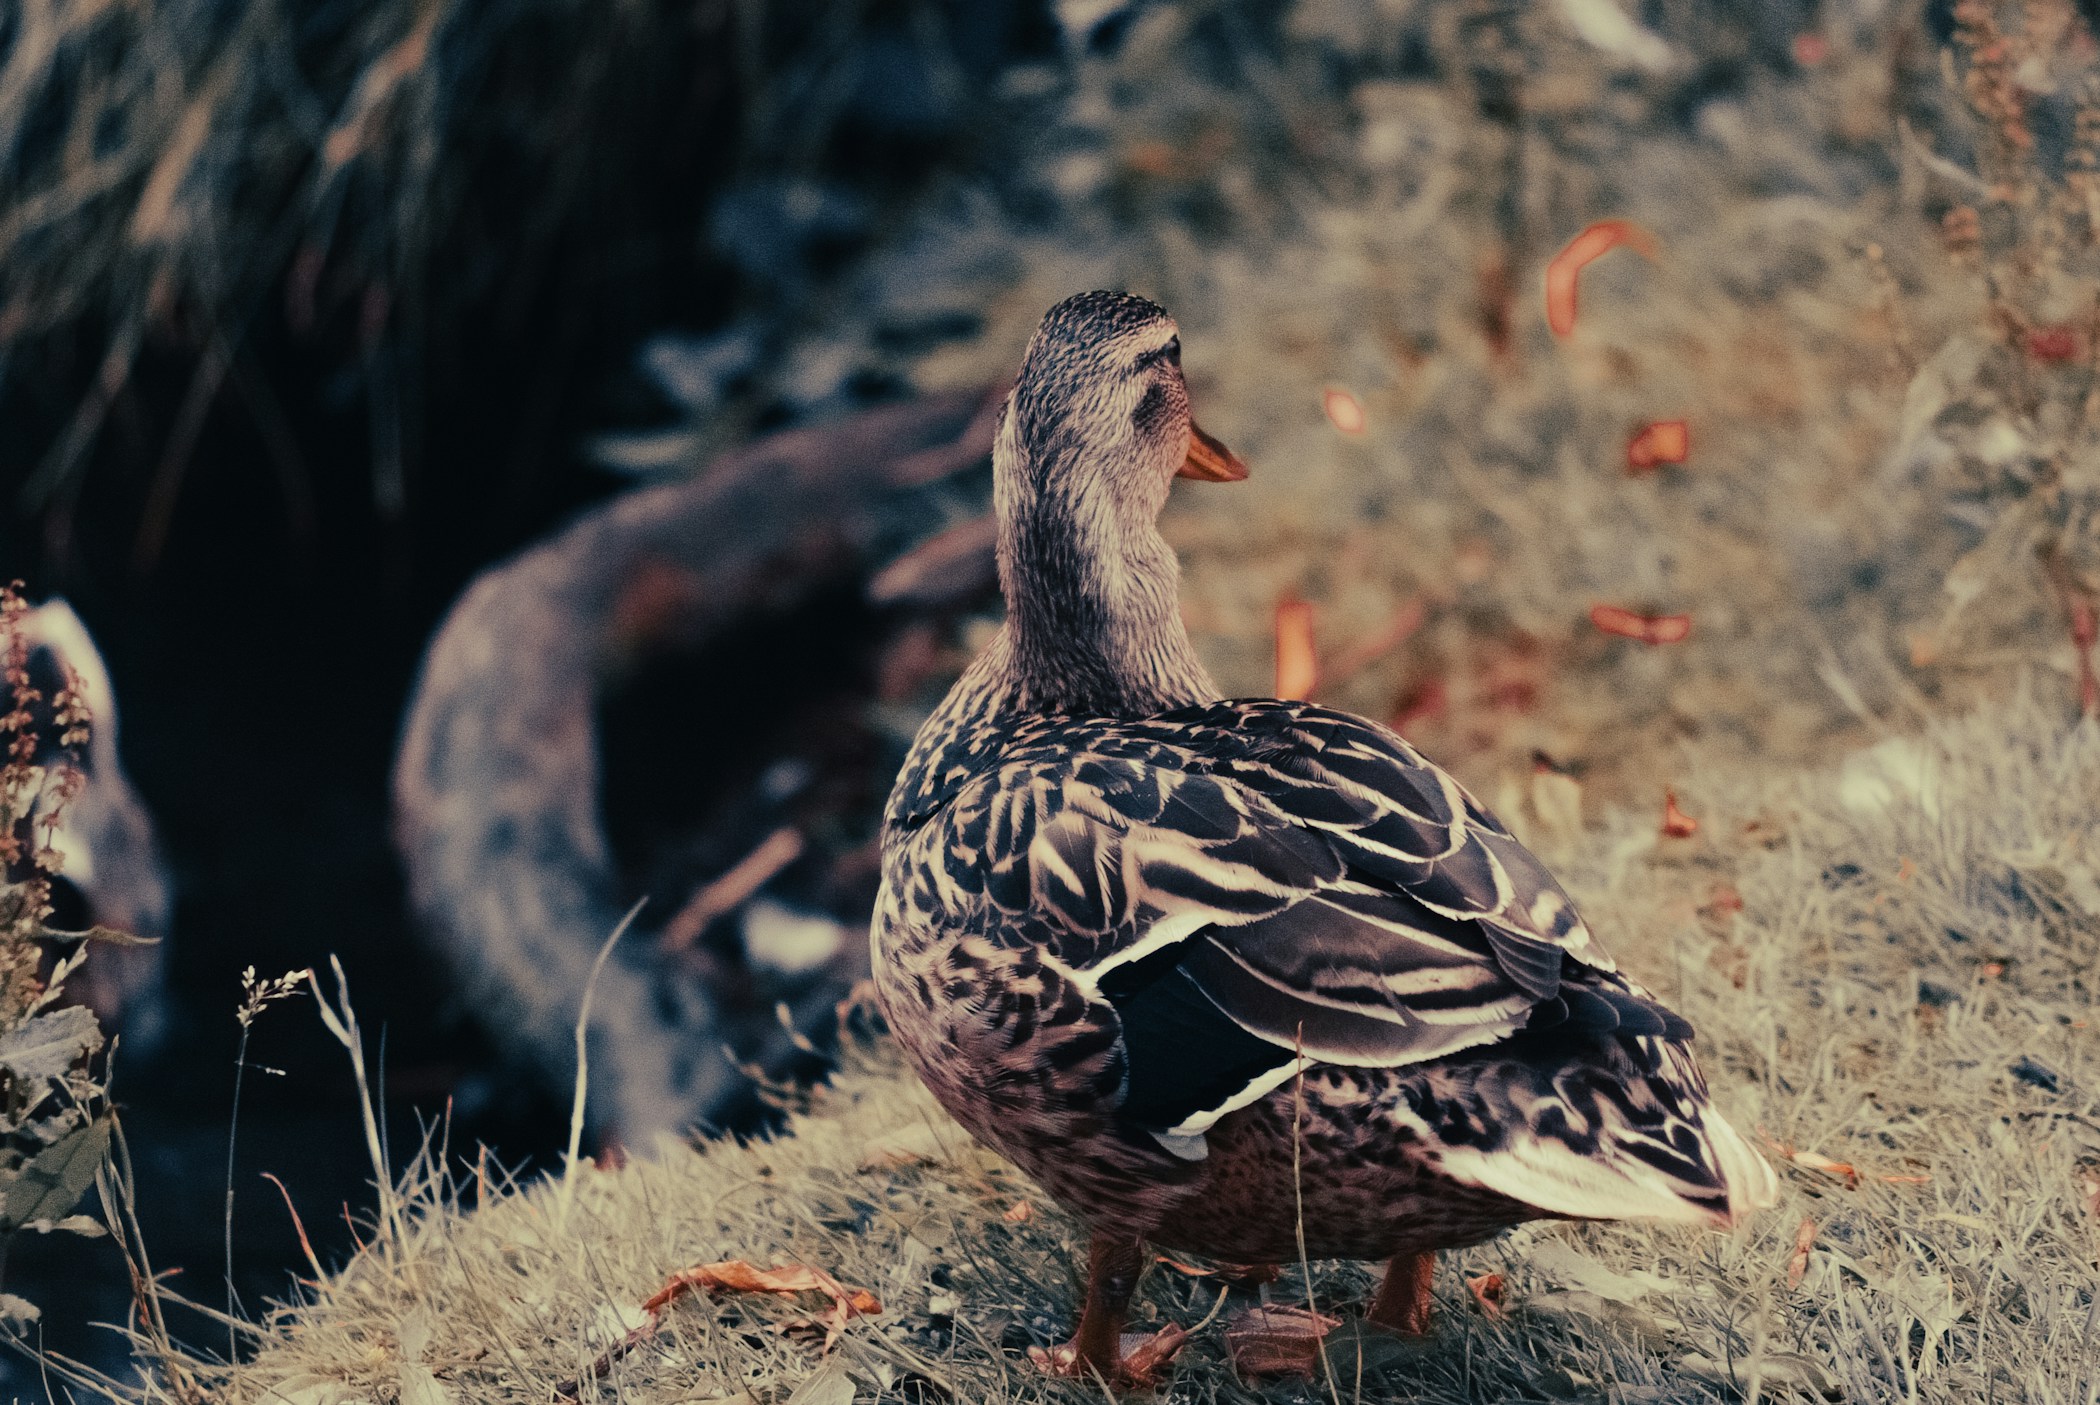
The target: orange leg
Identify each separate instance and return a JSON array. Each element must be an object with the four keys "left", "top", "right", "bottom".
[
  {"left": 1030, "top": 1232, "right": 1152, "bottom": 1383},
  {"left": 1365, "top": 1250, "right": 1436, "bottom": 1335}
]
